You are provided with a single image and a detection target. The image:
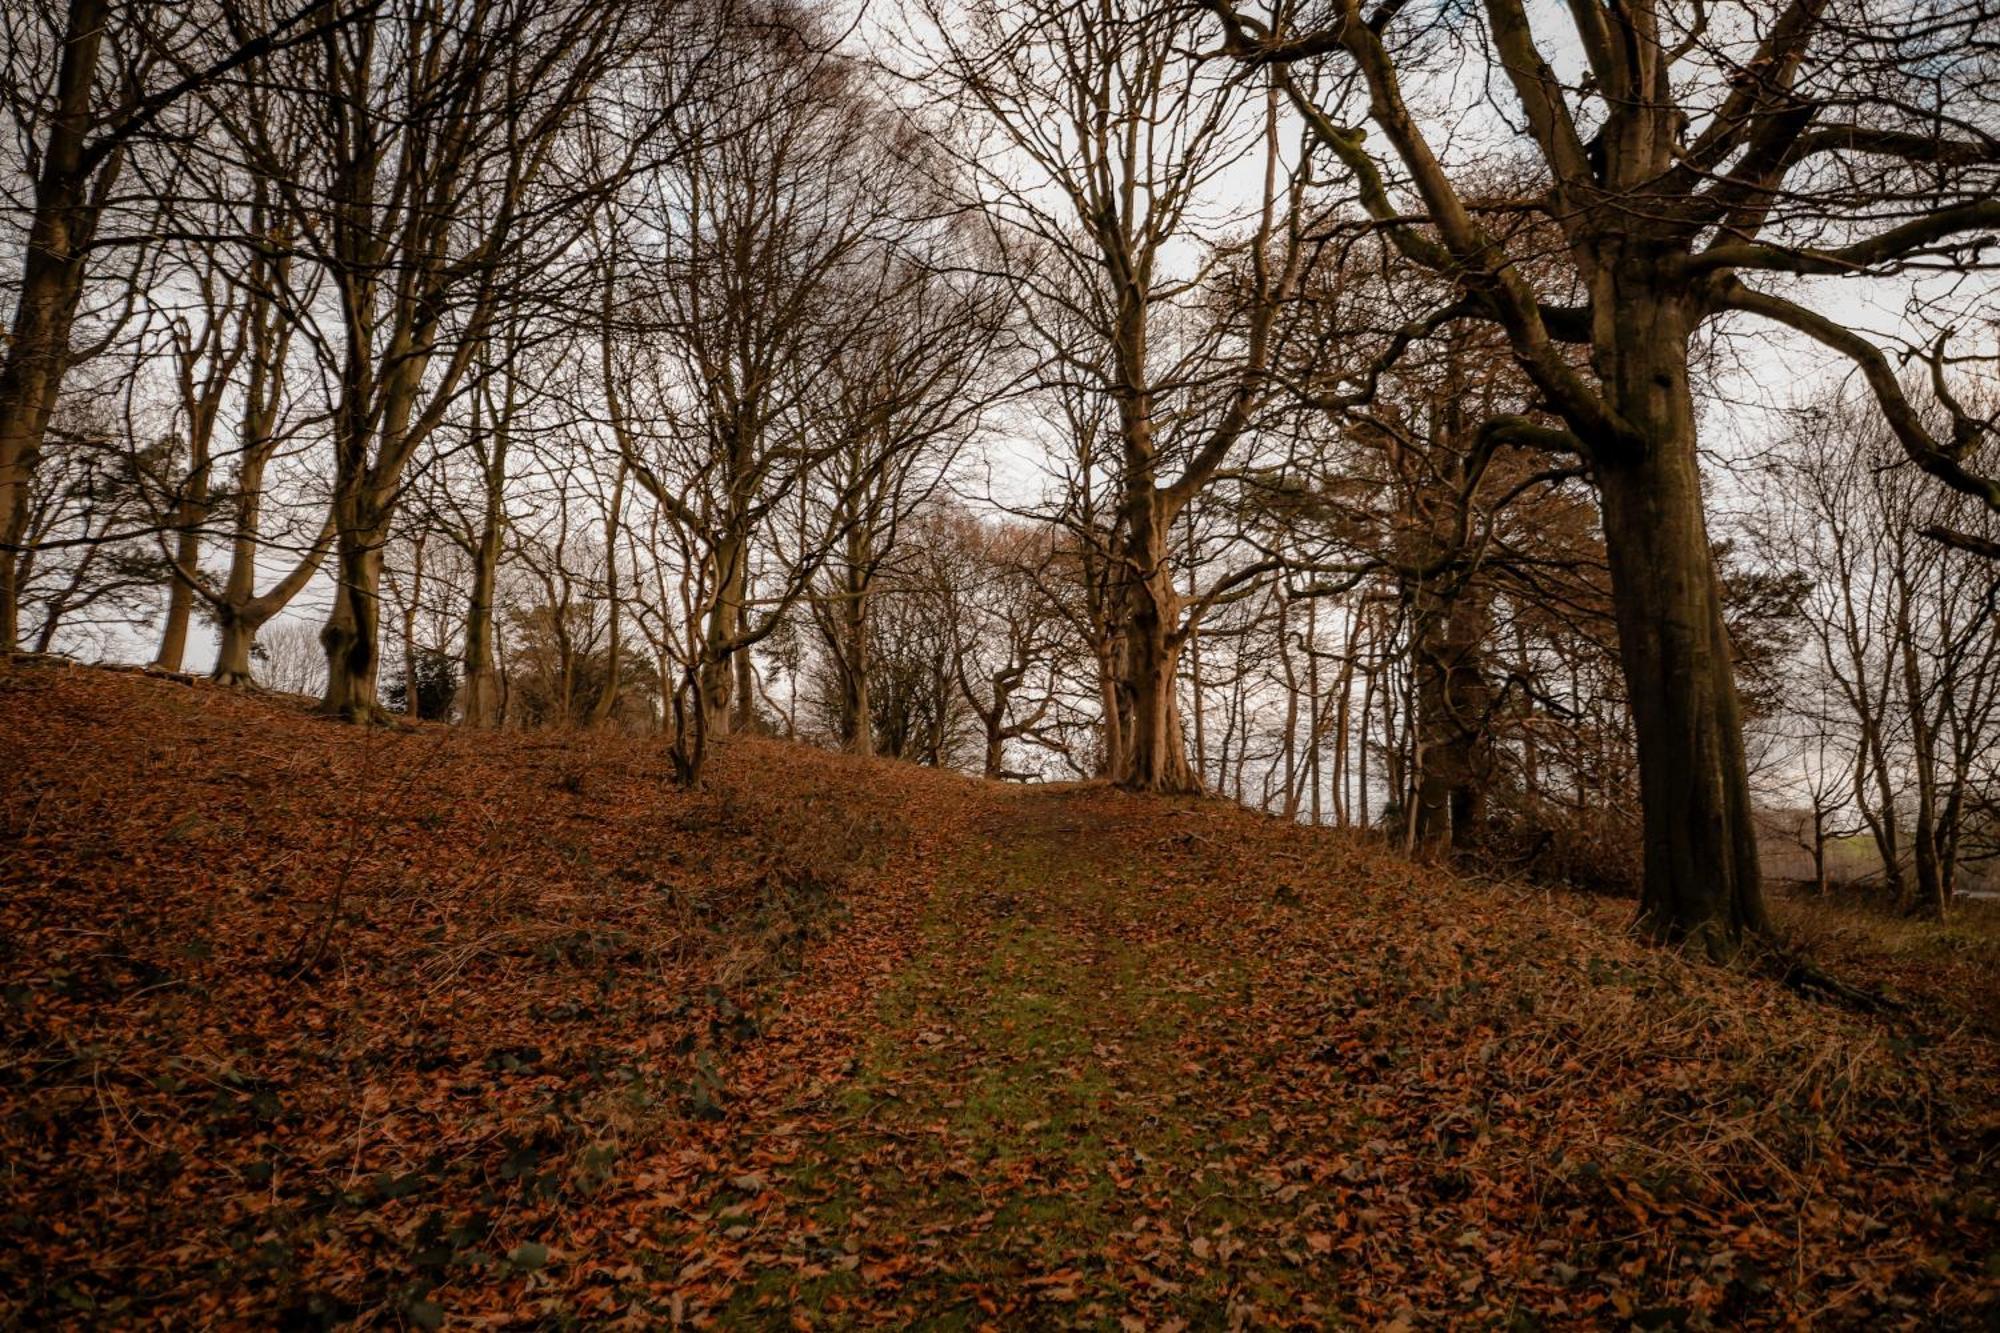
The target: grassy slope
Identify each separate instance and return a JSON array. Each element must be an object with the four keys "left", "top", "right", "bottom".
[{"left": 1, "top": 661, "right": 1995, "bottom": 1329}]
